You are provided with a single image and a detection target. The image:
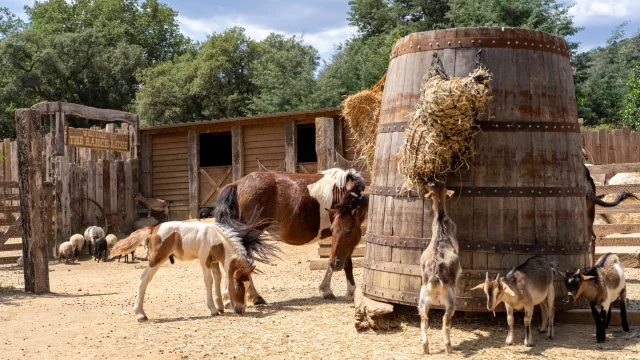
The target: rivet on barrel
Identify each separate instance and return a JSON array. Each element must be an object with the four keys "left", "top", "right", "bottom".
[
  {"left": 525, "top": 42, "right": 528, "bottom": 45},
  {"left": 436, "top": 42, "right": 439, "bottom": 46},
  {"left": 515, "top": 41, "right": 518, "bottom": 44},
  {"left": 448, "top": 41, "right": 451, "bottom": 46},
  {"left": 507, "top": 41, "right": 510, "bottom": 45},
  {"left": 429, "top": 43, "right": 432, "bottom": 46},
  {"left": 417, "top": 45, "right": 421, "bottom": 50}
]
